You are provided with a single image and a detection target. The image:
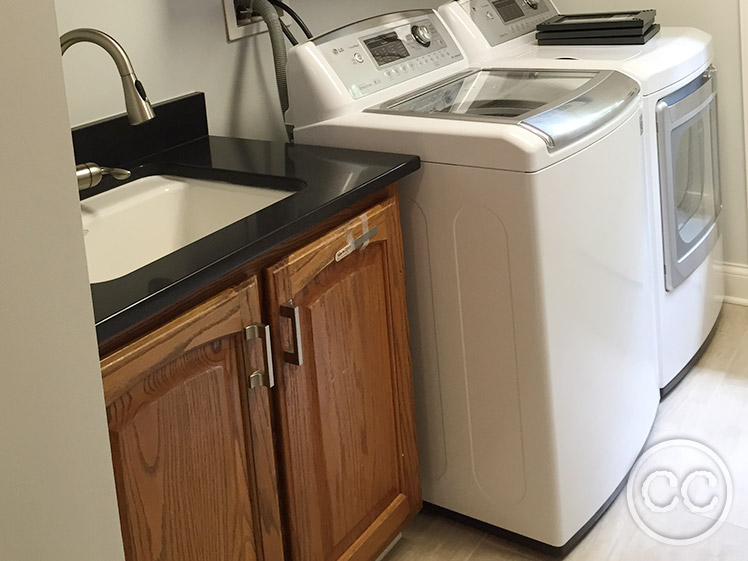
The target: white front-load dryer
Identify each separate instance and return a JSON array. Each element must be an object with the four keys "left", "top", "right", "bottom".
[
  {"left": 439, "top": 0, "right": 725, "bottom": 394},
  {"left": 286, "top": 10, "right": 660, "bottom": 551}
]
